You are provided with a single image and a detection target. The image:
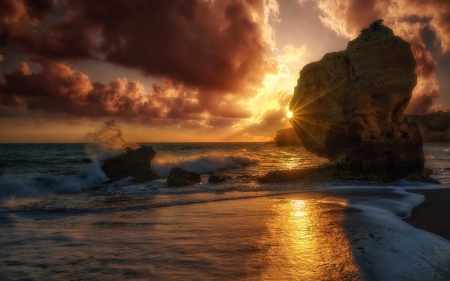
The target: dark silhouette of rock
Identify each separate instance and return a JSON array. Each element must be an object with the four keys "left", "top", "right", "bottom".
[
  {"left": 236, "top": 174, "right": 252, "bottom": 178},
  {"left": 167, "top": 167, "right": 201, "bottom": 187},
  {"left": 407, "top": 111, "right": 450, "bottom": 142},
  {"left": 133, "top": 170, "right": 162, "bottom": 183},
  {"left": 406, "top": 173, "right": 441, "bottom": 184},
  {"left": 286, "top": 23, "right": 426, "bottom": 182},
  {"left": 257, "top": 164, "right": 439, "bottom": 184},
  {"left": 101, "top": 145, "right": 161, "bottom": 183},
  {"left": 274, "top": 128, "right": 303, "bottom": 146},
  {"left": 258, "top": 166, "right": 346, "bottom": 183},
  {"left": 208, "top": 174, "right": 231, "bottom": 183}
]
